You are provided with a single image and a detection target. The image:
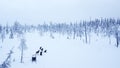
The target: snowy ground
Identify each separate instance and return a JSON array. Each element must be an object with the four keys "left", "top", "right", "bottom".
[{"left": 0, "top": 32, "right": 120, "bottom": 68}]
